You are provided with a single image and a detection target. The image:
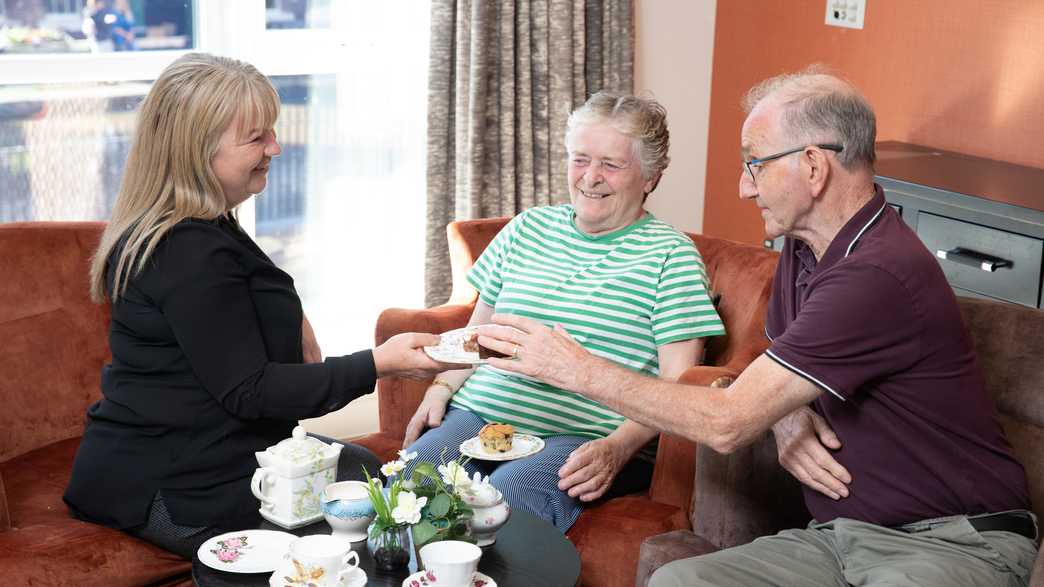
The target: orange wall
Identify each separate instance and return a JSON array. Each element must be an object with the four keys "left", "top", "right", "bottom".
[{"left": 703, "top": 0, "right": 1044, "bottom": 244}]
